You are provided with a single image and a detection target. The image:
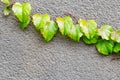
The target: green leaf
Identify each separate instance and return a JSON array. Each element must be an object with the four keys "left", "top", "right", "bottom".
[
  {"left": 67, "top": 24, "right": 83, "bottom": 42},
  {"left": 98, "top": 25, "right": 113, "bottom": 40},
  {"left": 32, "top": 14, "right": 50, "bottom": 31},
  {"left": 82, "top": 35, "right": 98, "bottom": 44},
  {"left": 4, "top": 6, "right": 11, "bottom": 16},
  {"left": 96, "top": 39, "right": 114, "bottom": 55},
  {"left": 78, "top": 19, "right": 98, "bottom": 39},
  {"left": 113, "top": 43, "right": 120, "bottom": 53},
  {"left": 56, "top": 16, "right": 73, "bottom": 36},
  {"left": 1, "top": 0, "right": 10, "bottom": 5},
  {"left": 111, "top": 29, "right": 120, "bottom": 43},
  {"left": 40, "top": 21, "right": 58, "bottom": 42},
  {"left": 12, "top": 3, "right": 22, "bottom": 21},
  {"left": 12, "top": 2, "right": 31, "bottom": 30}
]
